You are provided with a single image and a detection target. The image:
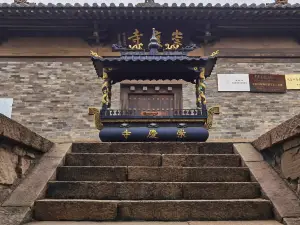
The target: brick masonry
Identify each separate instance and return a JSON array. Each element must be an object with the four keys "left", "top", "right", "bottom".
[{"left": 0, "top": 58, "right": 300, "bottom": 142}]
